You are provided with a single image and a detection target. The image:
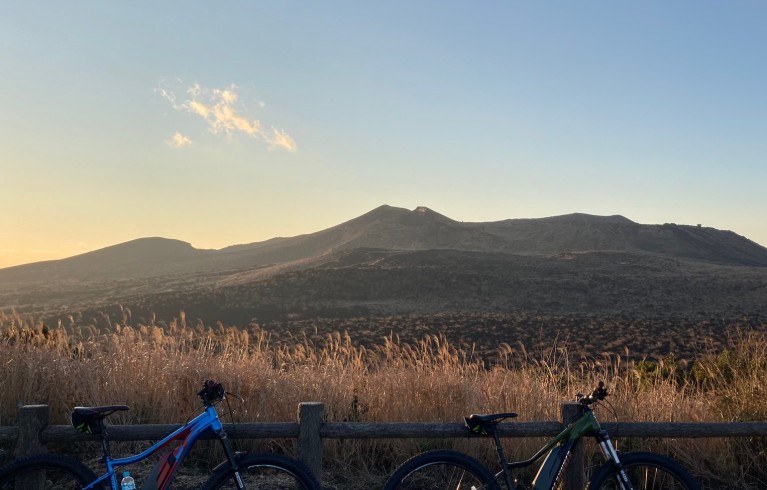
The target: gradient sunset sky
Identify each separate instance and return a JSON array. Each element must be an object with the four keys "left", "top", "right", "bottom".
[{"left": 2, "top": 1, "right": 765, "bottom": 269}]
